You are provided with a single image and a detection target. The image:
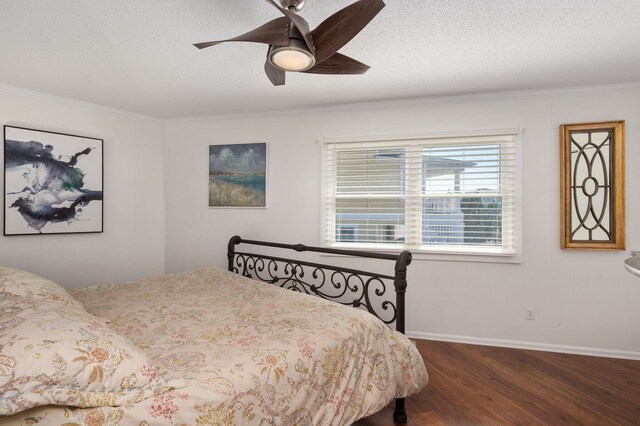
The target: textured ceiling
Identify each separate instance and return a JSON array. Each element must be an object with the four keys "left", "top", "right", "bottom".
[{"left": 1, "top": 0, "right": 639, "bottom": 118}]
